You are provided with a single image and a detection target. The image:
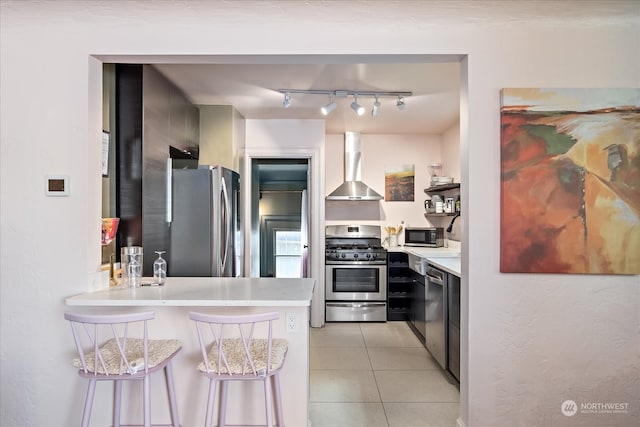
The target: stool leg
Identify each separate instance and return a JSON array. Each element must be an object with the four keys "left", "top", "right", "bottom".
[
  {"left": 264, "top": 377, "right": 273, "bottom": 427},
  {"left": 272, "top": 373, "right": 284, "bottom": 427},
  {"left": 81, "top": 379, "right": 97, "bottom": 427},
  {"left": 113, "top": 379, "right": 123, "bottom": 427},
  {"left": 205, "top": 378, "right": 217, "bottom": 427},
  {"left": 218, "top": 381, "right": 228, "bottom": 427},
  {"left": 143, "top": 375, "right": 151, "bottom": 427},
  {"left": 164, "top": 363, "right": 180, "bottom": 427}
]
